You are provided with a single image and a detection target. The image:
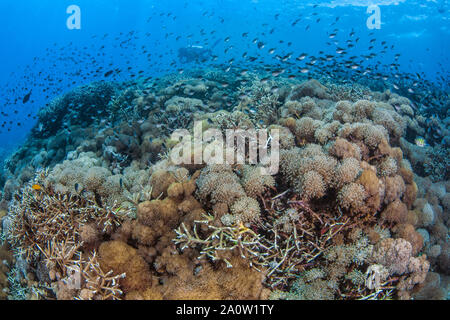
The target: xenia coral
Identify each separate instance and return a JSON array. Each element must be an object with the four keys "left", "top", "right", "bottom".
[
  {"left": 337, "top": 183, "right": 367, "bottom": 213},
  {"left": 240, "top": 165, "right": 275, "bottom": 198},
  {"left": 229, "top": 196, "right": 261, "bottom": 224},
  {"left": 196, "top": 164, "right": 245, "bottom": 206},
  {"left": 280, "top": 146, "right": 338, "bottom": 199}
]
